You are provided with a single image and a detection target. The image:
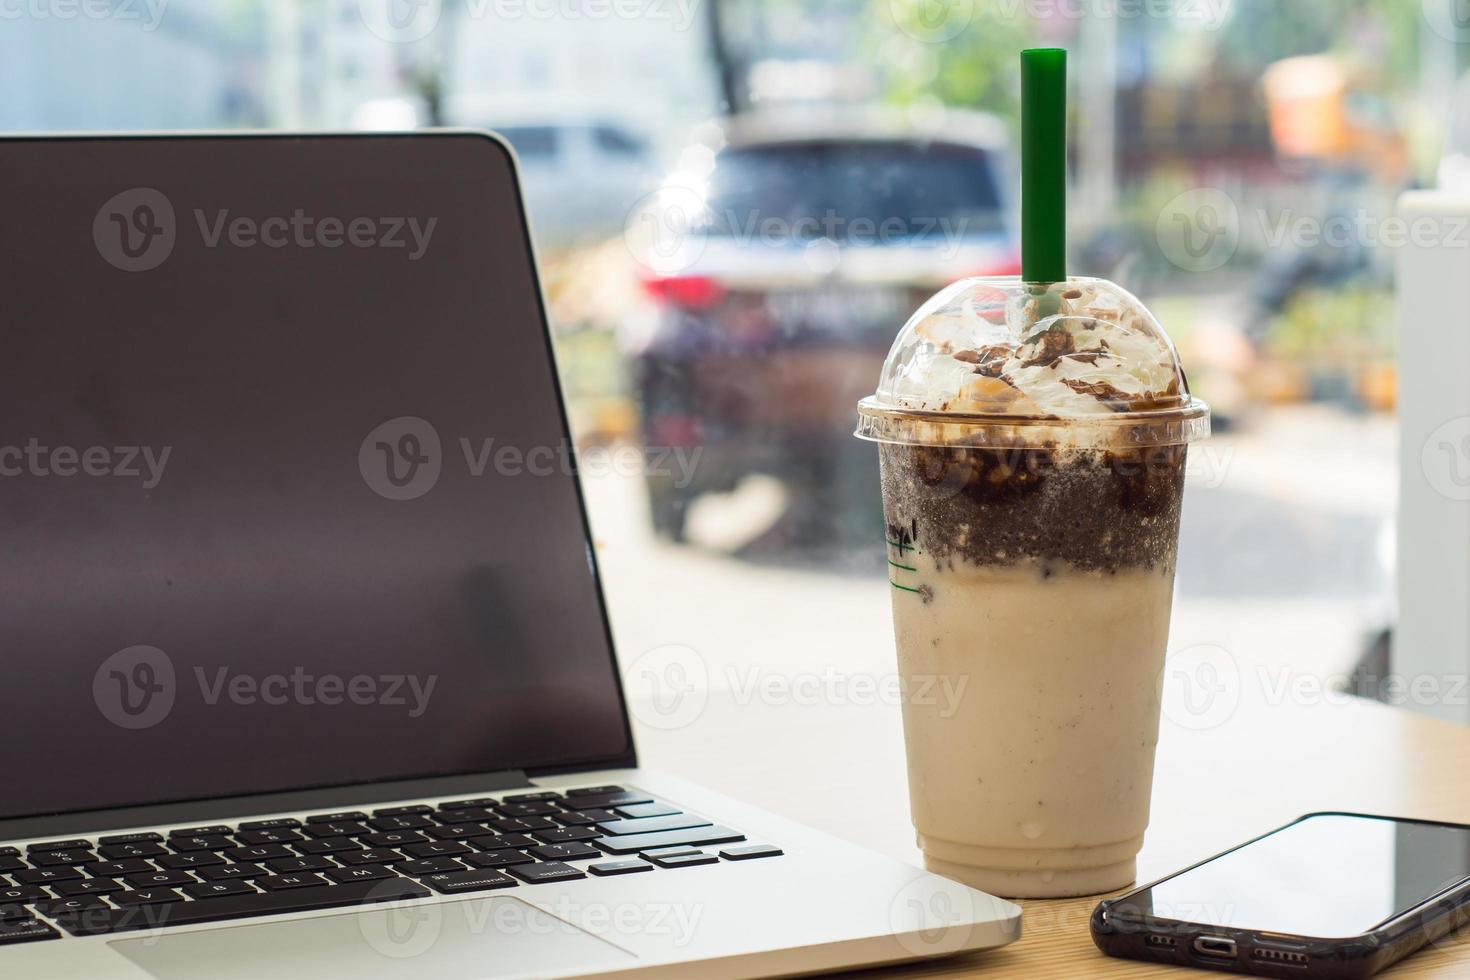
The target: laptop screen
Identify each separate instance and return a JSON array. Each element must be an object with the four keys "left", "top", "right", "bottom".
[{"left": 0, "top": 134, "right": 631, "bottom": 820}]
